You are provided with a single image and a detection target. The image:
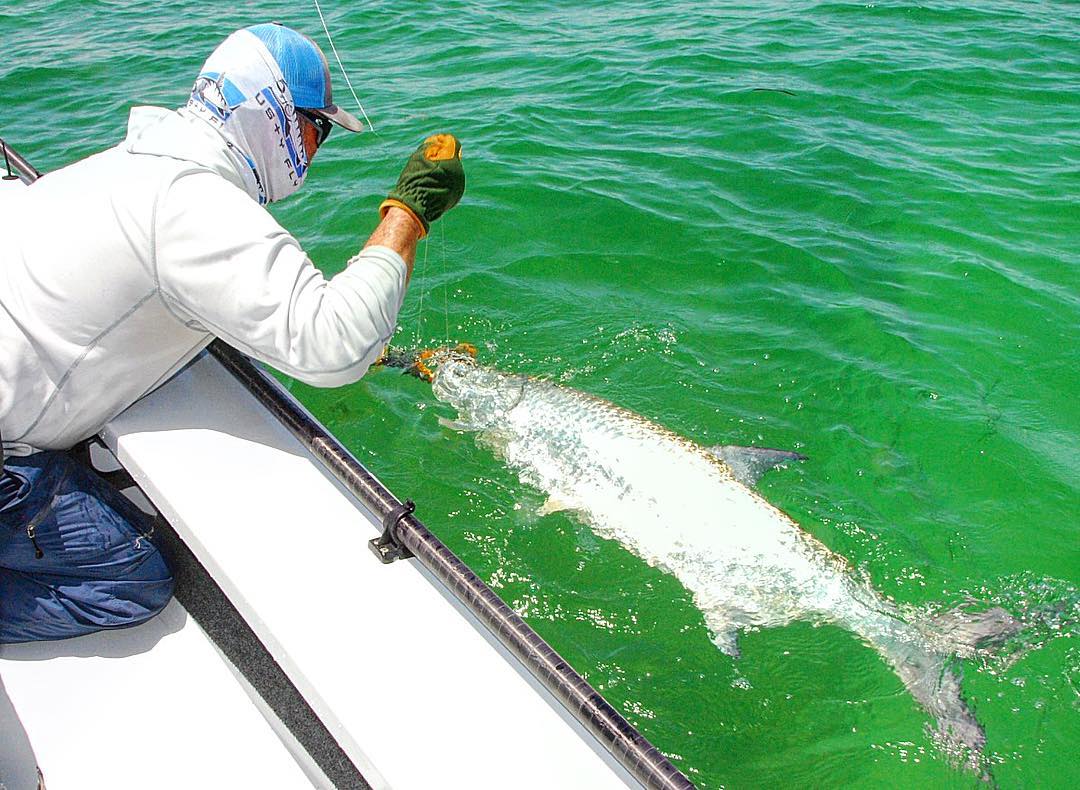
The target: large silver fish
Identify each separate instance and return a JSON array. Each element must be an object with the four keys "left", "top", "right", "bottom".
[{"left": 425, "top": 351, "right": 1016, "bottom": 775}]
